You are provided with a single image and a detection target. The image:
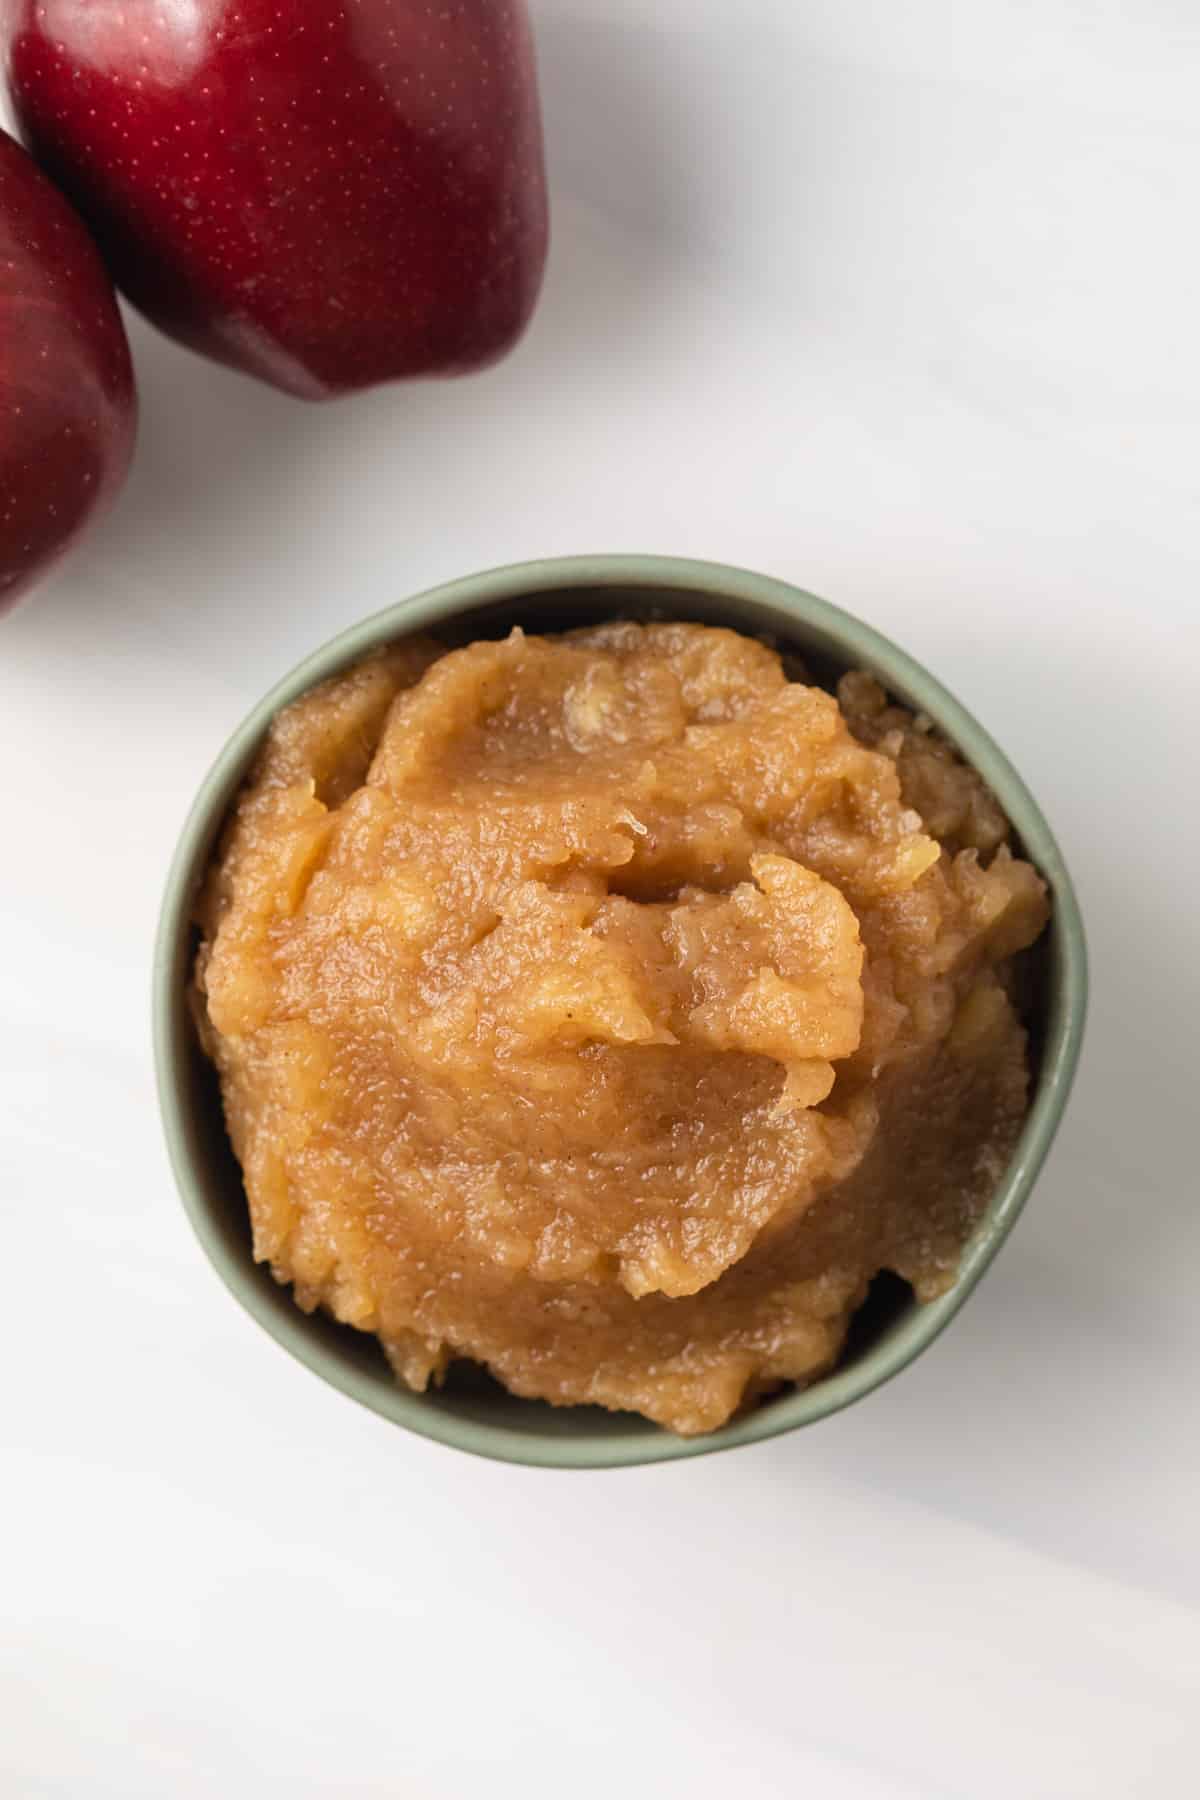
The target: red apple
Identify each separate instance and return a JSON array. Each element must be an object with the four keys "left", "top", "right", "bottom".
[
  {"left": 5, "top": 0, "right": 549, "bottom": 400},
  {"left": 0, "top": 127, "right": 136, "bottom": 612}
]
